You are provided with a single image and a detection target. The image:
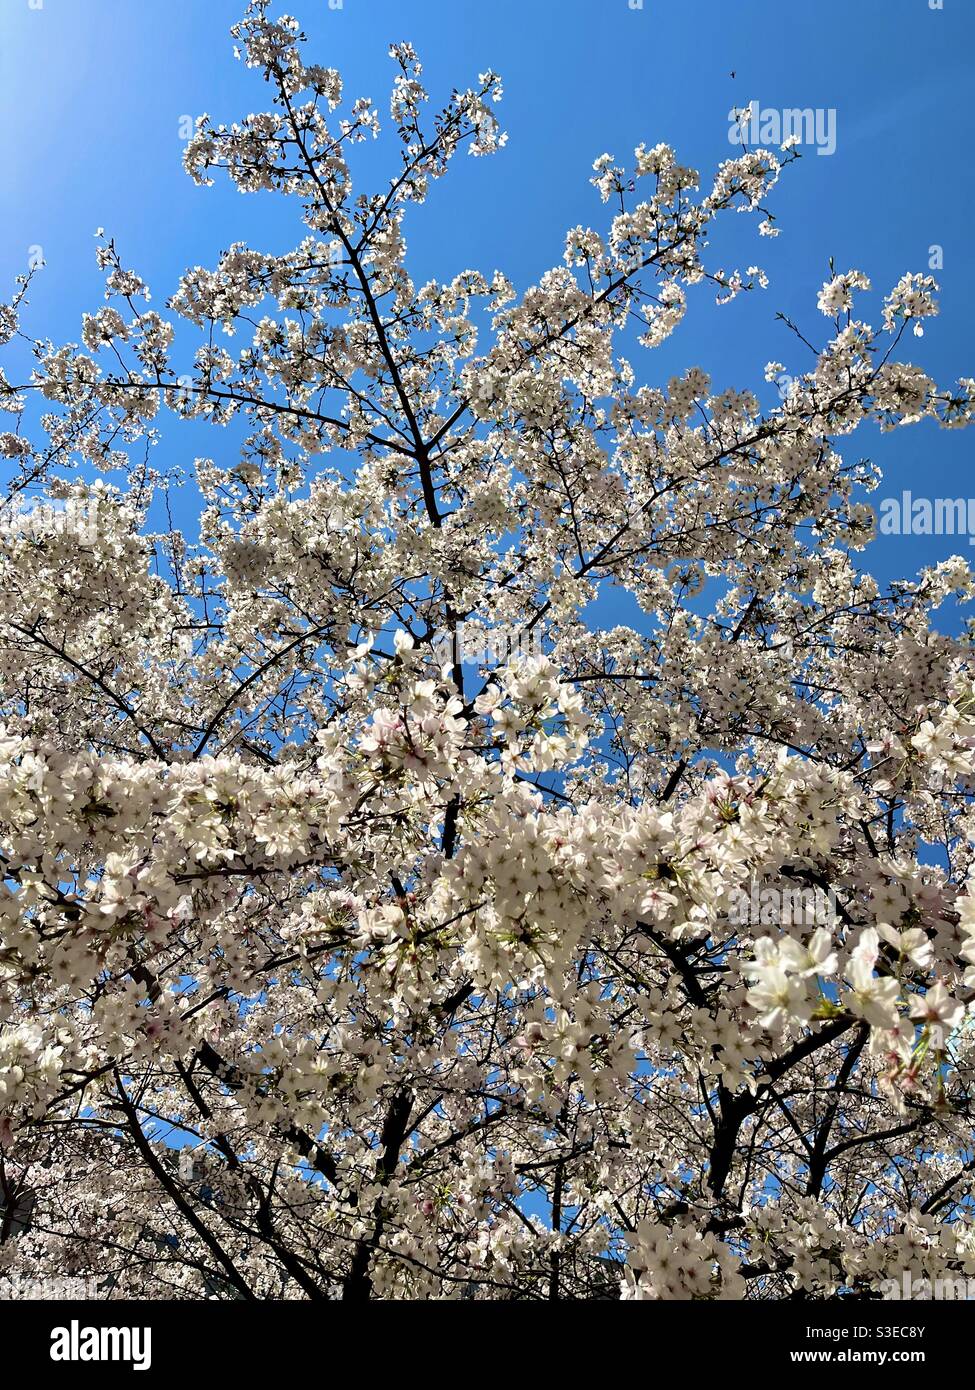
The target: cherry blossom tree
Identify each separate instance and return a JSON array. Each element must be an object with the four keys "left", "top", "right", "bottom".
[{"left": 2, "top": 1, "right": 975, "bottom": 1301}]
